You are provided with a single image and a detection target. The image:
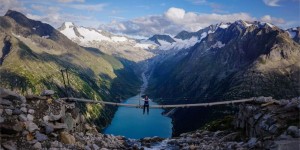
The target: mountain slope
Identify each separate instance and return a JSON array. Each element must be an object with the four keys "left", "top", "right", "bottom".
[
  {"left": 0, "top": 10, "right": 141, "bottom": 129},
  {"left": 148, "top": 20, "right": 300, "bottom": 135}
]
